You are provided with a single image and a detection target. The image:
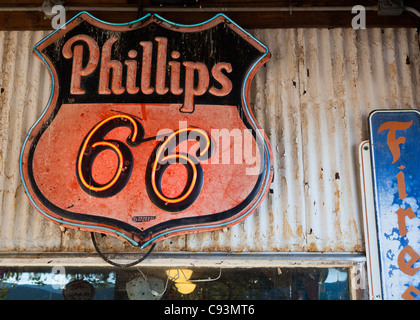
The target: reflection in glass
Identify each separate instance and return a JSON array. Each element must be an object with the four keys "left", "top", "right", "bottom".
[{"left": 0, "top": 266, "right": 349, "bottom": 300}]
